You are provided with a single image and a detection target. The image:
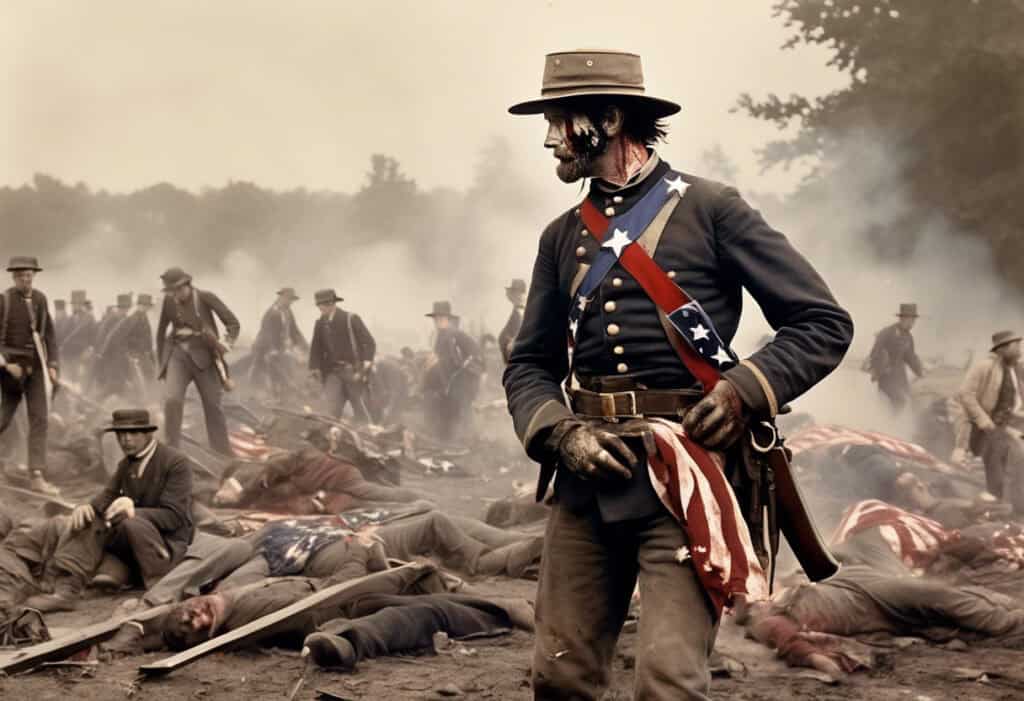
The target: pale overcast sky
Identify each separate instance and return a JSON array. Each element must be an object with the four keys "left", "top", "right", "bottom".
[{"left": 3, "top": 0, "right": 847, "bottom": 194}]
